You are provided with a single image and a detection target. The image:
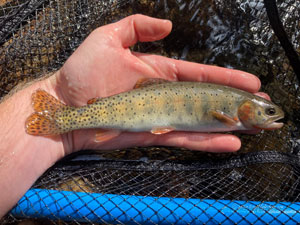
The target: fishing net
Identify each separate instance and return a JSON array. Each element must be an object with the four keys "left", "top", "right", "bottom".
[{"left": 1, "top": 0, "right": 300, "bottom": 224}]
